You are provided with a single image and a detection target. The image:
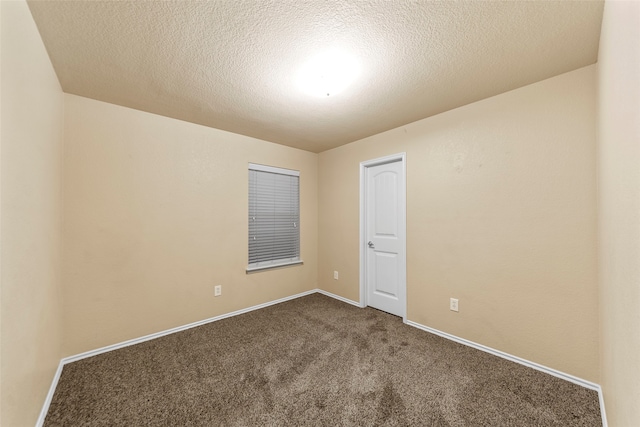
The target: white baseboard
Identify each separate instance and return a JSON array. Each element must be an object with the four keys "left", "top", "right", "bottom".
[
  {"left": 598, "top": 387, "right": 608, "bottom": 427},
  {"left": 37, "top": 289, "right": 607, "bottom": 427},
  {"left": 63, "top": 289, "right": 317, "bottom": 364},
  {"left": 404, "top": 320, "right": 607, "bottom": 427},
  {"left": 316, "top": 289, "right": 361, "bottom": 308},
  {"left": 36, "top": 359, "right": 65, "bottom": 427}
]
